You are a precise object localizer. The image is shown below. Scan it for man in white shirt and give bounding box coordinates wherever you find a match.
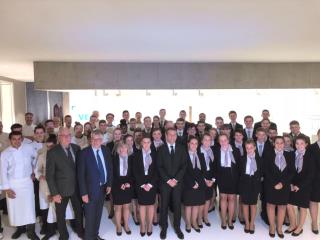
[0,131,39,239]
[11,123,33,145]
[22,112,36,140]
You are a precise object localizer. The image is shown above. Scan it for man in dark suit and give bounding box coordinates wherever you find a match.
[78,130,113,240]
[254,127,274,225]
[46,128,84,240]
[198,113,212,131]
[175,118,188,146]
[157,128,187,240]
[288,120,311,147]
[253,109,277,135]
[228,110,243,138]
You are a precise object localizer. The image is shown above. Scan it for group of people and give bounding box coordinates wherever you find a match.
[0,108,319,240]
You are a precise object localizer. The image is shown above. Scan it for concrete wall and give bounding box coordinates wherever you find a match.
[34,62,320,90]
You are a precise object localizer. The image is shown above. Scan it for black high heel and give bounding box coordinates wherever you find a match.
[228,224,234,230]
[276,230,284,239]
[269,232,275,238]
[292,229,303,237]
[191,225,201,233]
[147,231,152,236]
[221,224,227,230]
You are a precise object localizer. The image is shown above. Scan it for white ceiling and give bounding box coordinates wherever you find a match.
[1,0,320,81]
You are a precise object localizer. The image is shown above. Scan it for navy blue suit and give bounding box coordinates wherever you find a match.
[77,145,113,240]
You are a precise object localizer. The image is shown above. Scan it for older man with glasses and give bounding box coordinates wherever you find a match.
[46,127,84,240]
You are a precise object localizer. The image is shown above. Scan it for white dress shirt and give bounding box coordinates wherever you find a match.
[220,149,231,167]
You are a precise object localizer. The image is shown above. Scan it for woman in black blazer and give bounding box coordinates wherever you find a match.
[310,129,320,235]
[213,133,240,230]
[183,136,206,233]
[238,139,262,234]
[264,136,295,238]
[198,133,215,227]
[133,135,158,236]
[286,136,314,236]
[111,142,134,236]
[232,129,246,224]
[150,128,164,225]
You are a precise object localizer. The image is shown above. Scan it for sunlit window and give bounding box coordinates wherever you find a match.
[69,89,320,142]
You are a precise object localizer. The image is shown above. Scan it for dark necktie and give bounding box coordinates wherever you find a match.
[96,149,106,184]
[66,147,74,163]
[170,145,174,160]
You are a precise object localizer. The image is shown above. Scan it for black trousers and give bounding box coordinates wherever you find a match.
[159,183,182,230]
[55,193,83,240]
[84,186,106,240]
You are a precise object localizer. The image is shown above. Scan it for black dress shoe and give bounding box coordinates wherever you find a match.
[221,225,227,230]
[96,236,105,240]
[160,229,167,239]
[312,229,319,234]
[147,231,152,236]
[285,228,296,234]
[108,213,114,219]
[12,227,26,239]
[174,228,184,239]
[140,232,146,237]
[292,229,303,237]
[40,226,47,235]
[27,232,40,240]
[41,232,56,240]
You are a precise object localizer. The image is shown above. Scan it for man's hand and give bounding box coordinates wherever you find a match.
[193,182,199,189]
[31,173,36,181]
[167,179,175,188]
[5,189,16,199]
[274,182,283,190]
[293,185,299,192]
[144,184,151,192]
[106,187,111,195]
[82,195,89,204]
[52,194,62,203]
[125,183,130,188]
[120,184,126,190]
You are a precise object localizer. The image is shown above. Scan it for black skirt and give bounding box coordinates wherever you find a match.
[216,167,238,194]
[183,187,206,206]
[289,189,311,208]
[112,187,133,205]
[310,178,320,202]
[136,186,157,205]
[264,184,290,205]
[239,176,261,205]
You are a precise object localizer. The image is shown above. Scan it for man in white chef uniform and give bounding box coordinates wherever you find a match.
[0,131,39,240]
